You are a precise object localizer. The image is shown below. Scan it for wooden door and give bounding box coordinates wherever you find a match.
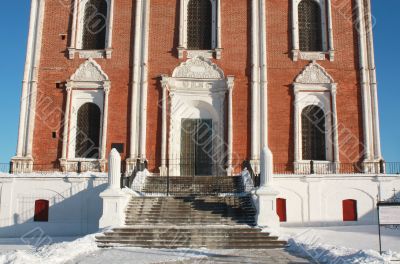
[180,119,213,176]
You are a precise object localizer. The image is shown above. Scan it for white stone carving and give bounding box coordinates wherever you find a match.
[71,58,109,82]
[295,61,334,84]
[172,57,224,79]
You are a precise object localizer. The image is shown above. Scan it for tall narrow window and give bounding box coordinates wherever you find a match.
[342,199,358,221]
[82,0,108,50]
[187,0,212,50]
[75,103,101,159]
[298,0,323,52]
[34,200,49,222]
[302,105,326,160]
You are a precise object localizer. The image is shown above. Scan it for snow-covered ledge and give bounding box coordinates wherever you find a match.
[99,149,130,228]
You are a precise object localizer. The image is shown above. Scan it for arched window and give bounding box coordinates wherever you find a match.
[75,103,101,158]
[298,0,323,52]
[342,199,358,221]
[187,0,212,50]
[302,105,326,160]
[82,0,108,50]
[34,200,49,222]
[276,198,287,222]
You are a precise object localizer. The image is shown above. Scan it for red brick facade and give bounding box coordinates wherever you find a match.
[24,0,368,172]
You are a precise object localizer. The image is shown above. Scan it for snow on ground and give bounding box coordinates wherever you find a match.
[0,233,210,264]
[279,225,400,263]
[0,225,399,263]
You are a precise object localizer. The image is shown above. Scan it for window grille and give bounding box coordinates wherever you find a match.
[298,0,323,52]
[187,0,212,50]
[301,105,326,160]
[82,0,107,50]
[75,103,101,159]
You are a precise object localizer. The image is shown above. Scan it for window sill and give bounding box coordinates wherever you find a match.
[68,48,113,60]
[178,47,222,60]
[59,158,106,172]
[292,50,334,62]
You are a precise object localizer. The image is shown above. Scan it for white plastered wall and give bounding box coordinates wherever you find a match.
[0,175,108,237]
[274,175,400,227]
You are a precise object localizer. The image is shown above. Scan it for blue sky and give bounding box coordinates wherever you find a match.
[0,1,399,163]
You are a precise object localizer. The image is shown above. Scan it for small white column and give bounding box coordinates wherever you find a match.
[61,85,72,164]
[100,83,110,171]
[215,0,222,59]
[292,0,299,61]
[159,76,168,176]
[326,0,335,61]
[105,0,115,58]
[99,149,130,228]
[226,76,234,175]
[250,0,260,172]
[138,0,151,162]
[177,0,185,58]
[293,89,300,163]
[331,86,340,168]
[256,147,280,229]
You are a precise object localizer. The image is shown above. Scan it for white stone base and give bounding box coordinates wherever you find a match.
[99,188,130,229]
[256,186,280,229]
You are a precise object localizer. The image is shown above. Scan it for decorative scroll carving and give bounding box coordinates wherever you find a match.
[71,58,109,81]
[295,61,334,84]
[172,56,224,79]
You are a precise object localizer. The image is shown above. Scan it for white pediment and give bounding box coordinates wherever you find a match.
[295,61,334,84]
[172,56,224,79]
[71,58,109,82]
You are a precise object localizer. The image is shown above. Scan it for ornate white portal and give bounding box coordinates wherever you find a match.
[161,57,234,176]
[293,61,339,173]
[60,59,111,172]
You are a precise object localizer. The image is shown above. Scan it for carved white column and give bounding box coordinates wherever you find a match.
[139,0,151,161]
[365,0,382,161]
[251,0,260,167]
[17,0,38,158]
[108,149,121,189]
[226,76,235,175]
[292,0,299,61]
[331,85,340,166]
[105,0,115,58]
[160,76,168,176]
[101,83,111,162]
[127,0,143,163]
[256,147,280,228]
[68,0,79,58]
[99,149,129,229]
[355,0,373,162]
[215,0,222,59]
[178,0,185,58]
[26,0,46,158]
[61,85,73,161]
[326,0,335,61]
[293,88,300,163]
[255,0,280,229]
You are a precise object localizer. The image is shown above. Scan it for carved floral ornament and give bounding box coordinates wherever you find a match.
[295,61,334,84]
[70,58,109,82]
[172,56,225,79]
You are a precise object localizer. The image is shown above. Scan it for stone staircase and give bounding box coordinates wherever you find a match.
[141,175,244,195]
[96,176,286,249]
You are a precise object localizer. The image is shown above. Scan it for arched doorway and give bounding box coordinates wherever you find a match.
[75,103,101,159]
[160,57,235,176]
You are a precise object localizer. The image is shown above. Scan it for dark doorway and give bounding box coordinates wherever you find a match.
[75,103,101,158]
[181,119,213,176]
